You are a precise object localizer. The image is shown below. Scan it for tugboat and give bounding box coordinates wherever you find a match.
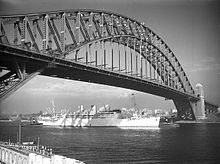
[29,117,43,125]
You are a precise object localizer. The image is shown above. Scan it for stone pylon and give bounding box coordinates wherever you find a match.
[193,83,206,120]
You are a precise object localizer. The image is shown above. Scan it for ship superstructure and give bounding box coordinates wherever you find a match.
[62,105,160,127]
[37,96,160,128]
[37,104,160,127]
[37,99,68,126]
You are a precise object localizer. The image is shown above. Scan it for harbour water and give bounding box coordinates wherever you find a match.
[0,122,219,164]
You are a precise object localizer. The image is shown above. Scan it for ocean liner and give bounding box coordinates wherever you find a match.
[38,105,160,128]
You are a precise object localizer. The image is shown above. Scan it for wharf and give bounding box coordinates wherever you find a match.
[0,141,85,164]
[175,120,220,124]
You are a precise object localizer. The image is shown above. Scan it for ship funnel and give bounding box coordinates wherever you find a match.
[80,105,84,112]
[91,105,97,114]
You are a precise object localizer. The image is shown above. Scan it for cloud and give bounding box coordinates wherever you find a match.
[22,77,133,98]
[1,0,24,5]
[187,57,220,73]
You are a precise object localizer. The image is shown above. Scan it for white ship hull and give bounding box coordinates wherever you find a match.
[37,111,160,127]
[38,120,64,126]
[37,114,67,126]
[62,116,160,127]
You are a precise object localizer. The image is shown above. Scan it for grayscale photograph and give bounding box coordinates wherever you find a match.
[0,0,220,163]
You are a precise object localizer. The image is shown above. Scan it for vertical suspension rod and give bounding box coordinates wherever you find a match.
[104,40,106,69]
[125,42,127,73]
[118,40,120,71]
[111,39,114,71]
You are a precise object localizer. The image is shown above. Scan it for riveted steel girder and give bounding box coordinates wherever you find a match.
[0,9,218,112]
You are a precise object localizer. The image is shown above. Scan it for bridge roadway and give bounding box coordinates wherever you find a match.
[0,43,198,101]
[0,43,218,114]
[0,9,219,120]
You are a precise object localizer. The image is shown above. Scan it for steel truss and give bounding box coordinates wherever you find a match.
[0,9,218,119]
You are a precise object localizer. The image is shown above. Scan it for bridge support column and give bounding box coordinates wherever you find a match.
[0,68,43,102]
[173,83,206,121]
[173,99,196,120]
[194,83,206,119]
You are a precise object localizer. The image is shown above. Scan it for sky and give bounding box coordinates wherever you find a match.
[0,0,220,114]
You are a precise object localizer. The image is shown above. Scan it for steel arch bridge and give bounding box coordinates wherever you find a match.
[0,9,218,120]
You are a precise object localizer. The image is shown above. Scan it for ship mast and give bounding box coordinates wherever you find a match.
[52,98,55,114]
[131,93,137,110]
[18,124,21,145]
[131,93,141,115]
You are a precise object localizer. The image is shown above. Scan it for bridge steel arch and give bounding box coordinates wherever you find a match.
[0,9,218,120]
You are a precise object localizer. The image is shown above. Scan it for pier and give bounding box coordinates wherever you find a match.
[0,142,85,164]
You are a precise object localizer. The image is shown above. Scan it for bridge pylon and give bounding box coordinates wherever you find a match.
[193,83,206,120]
[174,83,210,121]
